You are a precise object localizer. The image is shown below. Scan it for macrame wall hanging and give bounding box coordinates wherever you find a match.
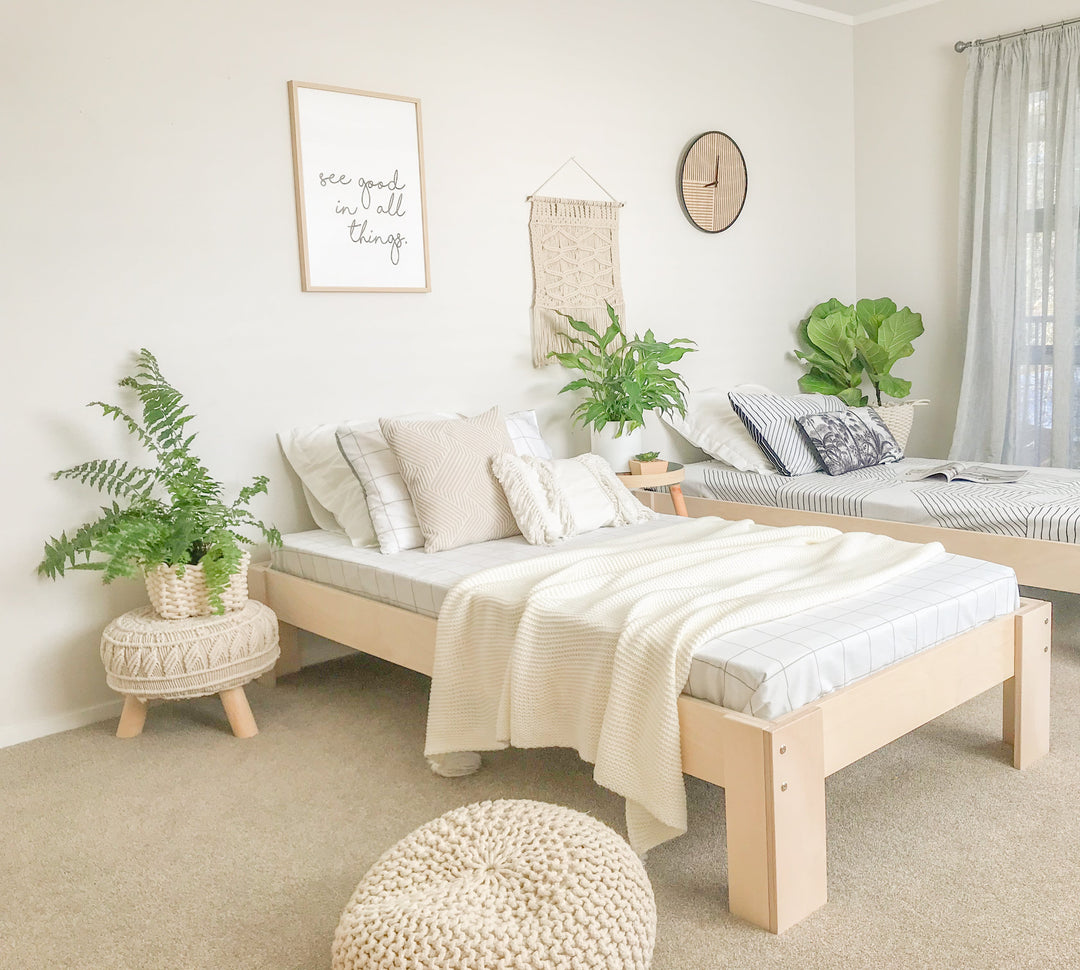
[528,159,625,367]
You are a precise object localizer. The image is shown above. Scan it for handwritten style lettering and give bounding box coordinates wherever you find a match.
[316,168,410,267]
[347,220,405,265]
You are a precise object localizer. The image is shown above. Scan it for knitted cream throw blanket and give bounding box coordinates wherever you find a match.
[425,517,944,853]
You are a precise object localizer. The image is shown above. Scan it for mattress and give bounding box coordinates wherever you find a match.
[272,518,1019,720]
[681,458,1080,542]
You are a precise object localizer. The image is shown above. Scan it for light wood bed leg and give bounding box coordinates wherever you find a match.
[271,620,302,681]
[1007,601,1051,769]
[722,707,827,933]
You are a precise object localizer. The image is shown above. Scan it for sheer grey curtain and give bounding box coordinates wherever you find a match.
[950,25,1080,467]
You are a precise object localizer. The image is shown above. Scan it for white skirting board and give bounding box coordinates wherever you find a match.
[0,629,340,750]
[0,698,124,750]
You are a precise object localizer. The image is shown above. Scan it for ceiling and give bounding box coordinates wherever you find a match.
[748,0,946,25]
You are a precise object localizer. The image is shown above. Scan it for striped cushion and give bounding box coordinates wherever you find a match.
[727,392,845,476]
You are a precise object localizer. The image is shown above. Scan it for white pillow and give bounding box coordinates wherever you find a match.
[491,453,656,546]
[505,409,553,459]
[300,483,344,535]
[278,426,377,547]
[661,384,776,474]
[337,410,554,555]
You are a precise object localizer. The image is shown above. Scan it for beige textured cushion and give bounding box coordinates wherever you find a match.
[380,407,519,553]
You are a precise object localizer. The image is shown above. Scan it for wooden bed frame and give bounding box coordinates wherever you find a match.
[644,489,1080,594]
[248,560,1051,934]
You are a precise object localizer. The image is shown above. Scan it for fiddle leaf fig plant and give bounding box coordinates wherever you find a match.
[794,299,865,406]
[37,349,281,613]
[548,302,697,436]
[795,297,924,406]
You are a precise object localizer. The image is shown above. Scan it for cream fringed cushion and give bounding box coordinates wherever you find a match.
[332,799,656,970]
[492,452,657,545]
[380,407,519,553]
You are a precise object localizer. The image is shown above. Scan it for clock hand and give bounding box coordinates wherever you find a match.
[704,156,720,187]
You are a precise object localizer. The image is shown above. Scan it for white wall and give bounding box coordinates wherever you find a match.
[2,0,856,744]
[853,0,1080,458]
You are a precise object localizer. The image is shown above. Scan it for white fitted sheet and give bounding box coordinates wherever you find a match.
[272,518,1019,719]
[681,458,1080,542]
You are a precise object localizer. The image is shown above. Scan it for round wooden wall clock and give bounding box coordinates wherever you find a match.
[678,131,747,233]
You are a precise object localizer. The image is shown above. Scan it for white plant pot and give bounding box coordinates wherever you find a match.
[590,424,644,473]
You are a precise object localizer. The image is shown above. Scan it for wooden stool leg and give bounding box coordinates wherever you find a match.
[219,686,258,738]
[669,484,689,517]
[116,696,148,738]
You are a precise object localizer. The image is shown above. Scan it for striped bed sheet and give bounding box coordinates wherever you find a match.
[681,458,1080,543]
[272,518,1018,720]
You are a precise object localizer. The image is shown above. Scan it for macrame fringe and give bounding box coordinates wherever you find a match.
[532,303,626,367]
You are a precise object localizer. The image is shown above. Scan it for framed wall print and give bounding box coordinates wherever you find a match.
[288,81,430,292]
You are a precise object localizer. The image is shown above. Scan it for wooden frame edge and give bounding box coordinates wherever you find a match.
[286,80,431,293]
[247,560,1050,933]
[644,491,1080,594]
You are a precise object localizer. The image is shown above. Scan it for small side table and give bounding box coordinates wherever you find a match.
[100,600,280,739]
[617,461,688,516]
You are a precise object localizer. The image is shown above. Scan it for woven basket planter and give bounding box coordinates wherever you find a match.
[872,399,930,451]
[144,552,250,620]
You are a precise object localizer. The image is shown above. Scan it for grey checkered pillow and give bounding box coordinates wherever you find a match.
[336,419,433,554]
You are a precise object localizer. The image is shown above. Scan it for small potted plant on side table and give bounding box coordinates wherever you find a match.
[628,451,668,476]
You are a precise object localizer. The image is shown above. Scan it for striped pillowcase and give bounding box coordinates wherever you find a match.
[727,392,845,476]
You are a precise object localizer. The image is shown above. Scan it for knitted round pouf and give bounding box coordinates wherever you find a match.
[332,799,656,970]
[100,600,279,739]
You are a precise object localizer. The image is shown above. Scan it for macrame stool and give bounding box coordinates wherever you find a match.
[100,600,280,738]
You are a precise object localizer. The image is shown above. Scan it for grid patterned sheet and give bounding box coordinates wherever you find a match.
[273,519,1019,719]
[682,458,1080,542]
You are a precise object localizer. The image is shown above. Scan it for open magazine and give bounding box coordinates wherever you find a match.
[897,462,1027,484]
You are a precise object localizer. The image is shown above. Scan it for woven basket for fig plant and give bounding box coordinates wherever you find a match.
[871,400,930,451]
[144,552,250,620]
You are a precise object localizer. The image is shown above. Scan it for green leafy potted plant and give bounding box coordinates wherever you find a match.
[548,303,696,470]
[628,451,668,475]
[37,349,281,618]
[793,297,926,446]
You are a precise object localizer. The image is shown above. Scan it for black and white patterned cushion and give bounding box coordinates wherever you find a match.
[727,392,846,476]
[795,408,903,476]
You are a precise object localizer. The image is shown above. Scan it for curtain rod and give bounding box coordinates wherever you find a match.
[955,16,1080,53]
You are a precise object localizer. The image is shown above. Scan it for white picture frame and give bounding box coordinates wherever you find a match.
[288,81,430,292]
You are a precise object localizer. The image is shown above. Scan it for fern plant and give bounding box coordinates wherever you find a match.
[37,349,281,613]
[548,303,697,436]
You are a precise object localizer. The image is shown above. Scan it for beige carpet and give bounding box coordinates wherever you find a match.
[2,588,1078,970]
